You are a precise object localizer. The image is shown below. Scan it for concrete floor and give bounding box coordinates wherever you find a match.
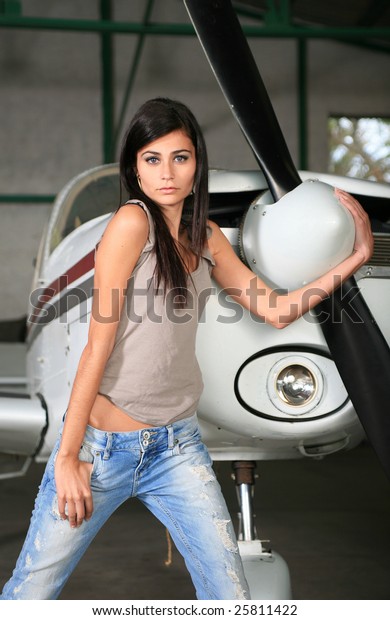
[0,442,389,600]
[0,343,389,600]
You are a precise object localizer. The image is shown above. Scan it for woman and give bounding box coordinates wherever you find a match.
[1,98,373,600]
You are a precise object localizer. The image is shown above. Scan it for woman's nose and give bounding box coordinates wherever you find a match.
[161,162,174,179]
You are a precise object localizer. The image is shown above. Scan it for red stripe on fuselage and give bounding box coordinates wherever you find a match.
[29,249,95,324]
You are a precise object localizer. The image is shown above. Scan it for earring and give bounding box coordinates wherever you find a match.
[137,174,143,191]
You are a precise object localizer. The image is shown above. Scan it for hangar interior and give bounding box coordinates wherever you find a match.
[1,0,390,319]
[0,0,390,601]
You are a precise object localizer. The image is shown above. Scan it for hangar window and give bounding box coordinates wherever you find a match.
[328,116,390,183]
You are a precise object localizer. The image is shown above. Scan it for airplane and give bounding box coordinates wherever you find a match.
[1,0,390,599]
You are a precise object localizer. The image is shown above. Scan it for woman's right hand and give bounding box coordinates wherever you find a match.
[54,453,93,528]
[334,188,374,265]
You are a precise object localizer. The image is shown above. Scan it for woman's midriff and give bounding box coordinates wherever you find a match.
[88,393,153,432]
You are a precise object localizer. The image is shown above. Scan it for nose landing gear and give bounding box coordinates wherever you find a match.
[232,460,292,600]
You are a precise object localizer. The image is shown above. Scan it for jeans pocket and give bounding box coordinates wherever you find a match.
[176,426,209,459]
[79,442,100,479]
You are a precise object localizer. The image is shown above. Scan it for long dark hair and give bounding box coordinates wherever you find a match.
[119,97,209,302]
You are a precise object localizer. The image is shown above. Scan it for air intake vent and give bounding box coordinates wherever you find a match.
[370,233,390,267]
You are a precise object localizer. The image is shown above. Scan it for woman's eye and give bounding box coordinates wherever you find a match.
[175,155,188,163]
[145,156,159,164]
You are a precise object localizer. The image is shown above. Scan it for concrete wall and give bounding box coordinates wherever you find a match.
[1,0,389,320]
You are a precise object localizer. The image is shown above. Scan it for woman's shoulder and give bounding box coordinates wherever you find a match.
[123,199,156,243]
[96,202,149,253]
[205,219,225,248]
[204,219,223,266]
[206,219,220,235]
[93,204,150,281]
[110,202,149,237]
[205,219,239,267]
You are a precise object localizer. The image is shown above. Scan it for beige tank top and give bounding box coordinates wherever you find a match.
[99,200,215,426]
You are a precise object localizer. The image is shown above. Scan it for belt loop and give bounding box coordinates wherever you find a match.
[167,425,174,450]
[167,424,180,455]
[103,432,113,460]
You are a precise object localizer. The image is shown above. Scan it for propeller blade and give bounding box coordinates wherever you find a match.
[184,0,300,200]
[184,0,390,480]
[317,279,390,478]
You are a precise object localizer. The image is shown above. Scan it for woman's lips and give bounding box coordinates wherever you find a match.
[159,187,178,193]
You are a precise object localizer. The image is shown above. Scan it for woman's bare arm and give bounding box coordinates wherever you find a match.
[55,204,149,527]
[209,189,374,329]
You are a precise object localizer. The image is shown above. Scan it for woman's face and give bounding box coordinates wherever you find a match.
[135,129,196,211]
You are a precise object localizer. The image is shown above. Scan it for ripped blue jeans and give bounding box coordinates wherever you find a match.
[1,414,250,600]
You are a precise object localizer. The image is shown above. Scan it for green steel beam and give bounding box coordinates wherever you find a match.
[297,38,308,170]
[113,0,155,155]
[232,3,263,21]
[1,6,389,207]
[0,195,55,203]
[100,0,115,163]
[241,24,390,40]
[233,4,390,54]
[0,16,194,34]
[0,15,389,39]
[264,0,290,27]
[0,0,21,14]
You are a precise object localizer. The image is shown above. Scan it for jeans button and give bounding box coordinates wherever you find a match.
[143,431,150,440]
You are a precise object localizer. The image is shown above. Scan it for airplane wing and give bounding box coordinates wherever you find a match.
[0,341,47,479]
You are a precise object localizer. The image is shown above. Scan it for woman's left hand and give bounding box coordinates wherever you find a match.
[335,187,374,265]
